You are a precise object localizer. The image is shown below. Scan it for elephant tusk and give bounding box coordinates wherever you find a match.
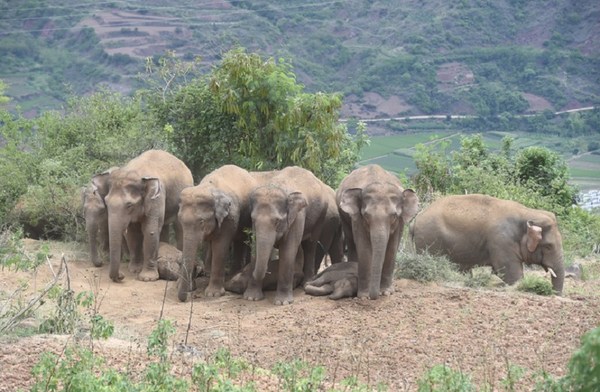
[548,267,557,278]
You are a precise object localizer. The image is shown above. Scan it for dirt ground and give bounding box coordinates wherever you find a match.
[1,240,599,391]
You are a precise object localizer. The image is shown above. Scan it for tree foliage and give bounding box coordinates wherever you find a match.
[150,48,367,185]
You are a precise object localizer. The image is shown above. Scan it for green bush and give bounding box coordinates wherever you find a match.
[516,275,554,296]
[463,267,495,288]
[396,251,462,283]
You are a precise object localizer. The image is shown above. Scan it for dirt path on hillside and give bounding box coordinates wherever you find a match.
[1,240,599,391]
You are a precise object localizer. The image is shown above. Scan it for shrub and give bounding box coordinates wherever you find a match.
[463,267,495,288]
[396,251,462,283]
[516,275,554,296]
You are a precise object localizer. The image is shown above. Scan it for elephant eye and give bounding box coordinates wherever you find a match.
[125,202,134,209]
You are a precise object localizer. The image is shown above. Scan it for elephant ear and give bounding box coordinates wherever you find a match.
[213,191,232,228]
[400,189,419,222]
[339,188,362,216]
[91,172,111,198]
[526,220,543,252]
[143,177,162,200]
[286,191,307,227]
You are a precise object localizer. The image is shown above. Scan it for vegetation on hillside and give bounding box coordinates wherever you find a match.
[0,49,365,240]
[0,0,598,122]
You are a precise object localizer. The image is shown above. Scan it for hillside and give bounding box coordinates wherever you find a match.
[1,0,599,120]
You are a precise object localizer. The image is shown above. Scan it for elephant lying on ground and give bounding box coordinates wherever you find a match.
[224,258,304,294]
[305,262,358,300]
[337,164,419,300]
[92,150,193,283]
[410,194,565,294]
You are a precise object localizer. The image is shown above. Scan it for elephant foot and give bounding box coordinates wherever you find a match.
[357,290,370,300]
[205,284,225,298]
[138,268,160,282]
[128,262,143,275]
[243,285,265,301]
[110,271,125,282]
[380,287,394,296]
[274,290,294,306]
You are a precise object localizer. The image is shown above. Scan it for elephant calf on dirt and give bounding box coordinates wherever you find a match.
[304,262,358,300]
[410,194,565,294]
[224,258,304,294]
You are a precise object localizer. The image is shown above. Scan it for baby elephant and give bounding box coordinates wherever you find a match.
[225,258,304,294]
[304,262,358,300]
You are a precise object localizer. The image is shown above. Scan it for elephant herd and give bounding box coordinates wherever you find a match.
[83,149,565,305]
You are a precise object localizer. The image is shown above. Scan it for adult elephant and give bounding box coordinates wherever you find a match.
[337,164,419,300]
[410,194,565,294]
[92,150,193,283]
[177,165,258,302]
[245,166,329,305]
[314,184,344,272]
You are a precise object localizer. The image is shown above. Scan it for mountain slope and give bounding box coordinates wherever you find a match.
[0,0,598,118]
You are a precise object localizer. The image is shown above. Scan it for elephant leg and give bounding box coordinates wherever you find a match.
[175,220,184,251]
[126,223,144,274]
[205,237,232,297]
[380,227,402,296]
[342,222,358,263]
[275,241,302,305]
[138,220,161,282]
[494,259,524,285]
[302,240,318,283]
[305,283,334,296]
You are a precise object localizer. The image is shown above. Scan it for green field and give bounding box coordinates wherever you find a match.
[359,131,600,191]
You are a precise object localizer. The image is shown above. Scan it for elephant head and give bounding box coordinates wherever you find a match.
[523,217,565,294]
[340,183,419,299]
[177,186,234,301]
[92,169,164,282]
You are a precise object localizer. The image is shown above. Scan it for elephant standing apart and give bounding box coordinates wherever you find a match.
[337,164,419,300]
[410,194,565,294]
[305,262,358,300]
[177,165,257,301]
[82,167,120,267]
[92,150,193,283]
[245,166,330,305]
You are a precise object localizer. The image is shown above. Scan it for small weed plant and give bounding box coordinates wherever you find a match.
[516,275,554,296]
[417,364,476,392]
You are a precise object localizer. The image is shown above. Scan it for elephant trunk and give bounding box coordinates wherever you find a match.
[86,219,101,267]
[108,213,128,282]
[178,232,201,302]
[253,228,277,283]
[550,262,565,295]
[369,225,390,300]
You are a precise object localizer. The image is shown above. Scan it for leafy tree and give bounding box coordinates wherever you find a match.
[150,48,367,185]
[514,146,577,209]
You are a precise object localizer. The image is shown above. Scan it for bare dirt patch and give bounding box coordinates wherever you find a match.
[1,240,599,391]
